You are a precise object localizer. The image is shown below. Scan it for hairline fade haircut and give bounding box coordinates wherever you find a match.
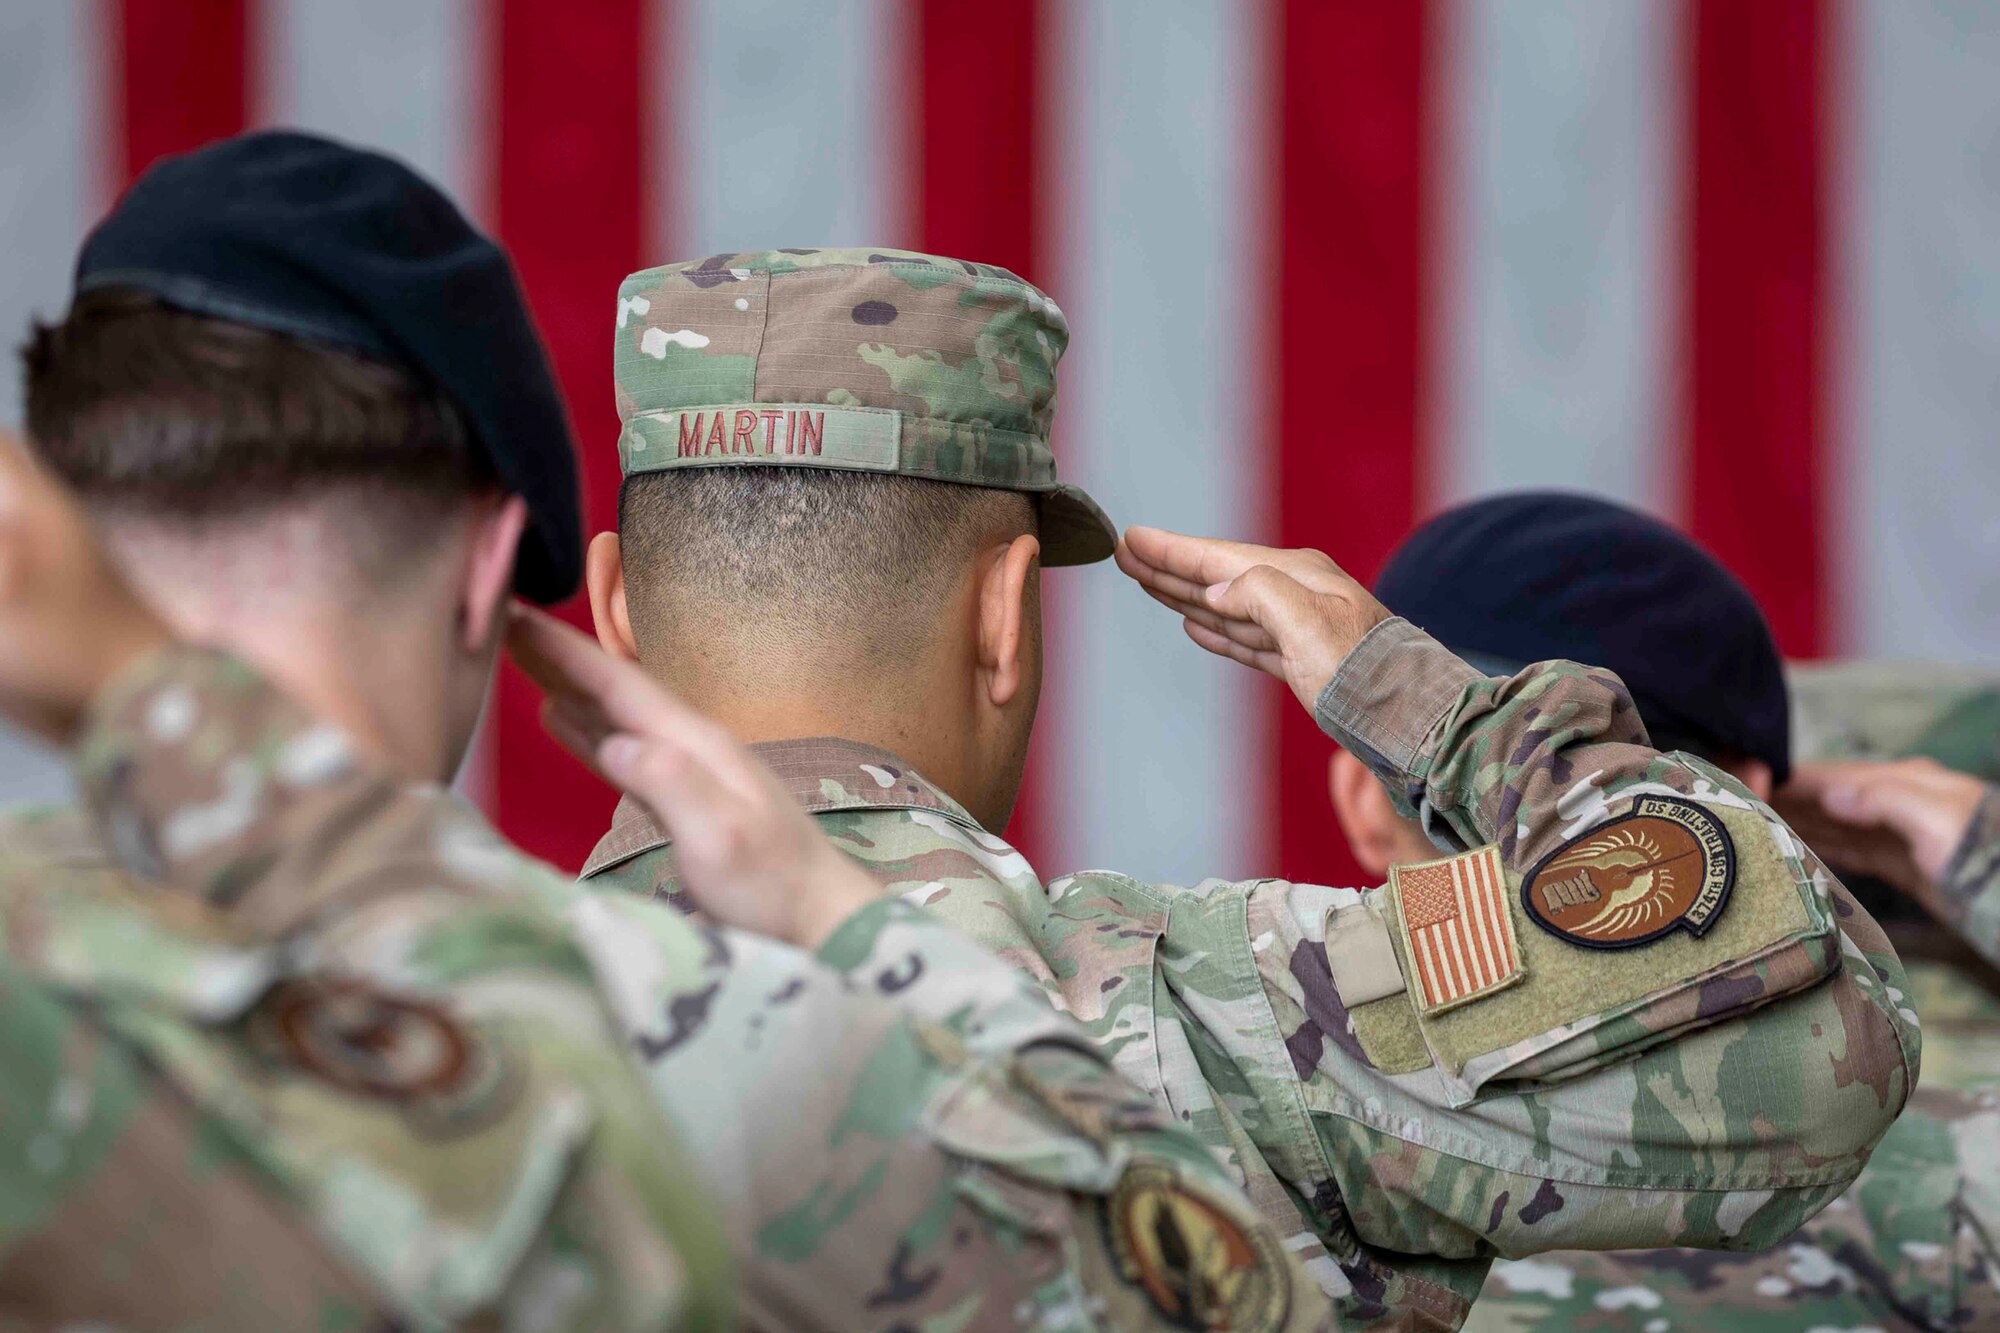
[618,467,1038,663]
[20,288,495,584]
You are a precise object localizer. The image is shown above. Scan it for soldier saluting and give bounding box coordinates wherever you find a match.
[585,248,1918,1330]
[0,136,1346,1332]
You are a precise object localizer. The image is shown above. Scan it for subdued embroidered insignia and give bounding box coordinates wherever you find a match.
[1098,1162,1291,1332]
[1521,794,1736,950]
[1390,844,1524,1015]
[250,978,517,1134]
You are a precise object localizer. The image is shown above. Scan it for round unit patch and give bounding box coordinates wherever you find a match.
[255,978,474,1099]
[1521,794,1736,950]
[1099,1162,1290,1331]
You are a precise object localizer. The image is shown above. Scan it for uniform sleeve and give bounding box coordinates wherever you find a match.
[1048,619,1916,1266]
[1315,617,1914,1100]
[75,645,1341,1333]
[1937,783,2000,968]
[68,647,735,1331]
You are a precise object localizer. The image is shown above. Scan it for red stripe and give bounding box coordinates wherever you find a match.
[1681,0,1832,657]
[906,0,1054,863]
[489,0,649,870]
[1441,921,1469,998]
[1269,0,1439,885]
[907,0,1040,279]
[112,0,253,187]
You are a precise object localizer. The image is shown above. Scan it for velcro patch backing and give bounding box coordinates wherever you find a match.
[1323,898,1407,1008]
[1409,800,1829,1101]
[1389,845,1525,1016]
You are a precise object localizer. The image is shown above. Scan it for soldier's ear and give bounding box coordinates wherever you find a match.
[585,532,641,662]
[977,533,1041,708]
[459,495,528,653]
[1329,747,1415,879]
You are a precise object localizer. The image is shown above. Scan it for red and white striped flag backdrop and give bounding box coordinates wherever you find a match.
[4,0,1998,891]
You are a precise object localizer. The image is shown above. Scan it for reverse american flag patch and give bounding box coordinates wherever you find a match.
[1389,845,1524,1016]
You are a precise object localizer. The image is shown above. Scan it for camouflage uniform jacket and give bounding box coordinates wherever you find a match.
[1940,783,2000,970]
[2,647,1340,1333]
[0,653,735,1332]
[585,618,1921,1331]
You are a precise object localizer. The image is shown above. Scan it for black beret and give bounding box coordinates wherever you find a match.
[1375,491,1791,784]
[73,130,580,602]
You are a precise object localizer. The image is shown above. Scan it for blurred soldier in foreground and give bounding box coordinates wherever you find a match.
[586,249,1918,1328]
[1321,493,1994,1333]
[0,435,736,1330]
[1,132,1342,1330]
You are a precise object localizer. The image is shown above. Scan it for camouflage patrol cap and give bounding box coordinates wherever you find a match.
[612,247,1115,565]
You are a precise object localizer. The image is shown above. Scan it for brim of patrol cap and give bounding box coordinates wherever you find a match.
[1038,482,1116,566]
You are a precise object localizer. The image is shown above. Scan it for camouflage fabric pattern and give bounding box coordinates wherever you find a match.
[585,621,1918,1332]
[613,247,1115,564]
[0,952,407,1331]
[17,646,1340,1332]
[1789,660,2000,781]
[2,651,732,1331]
[1942,786,2000,971]
[1460,1080,2000,1333]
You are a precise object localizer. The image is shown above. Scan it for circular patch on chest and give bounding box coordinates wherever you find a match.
[257,978,474,1099]
[1099,1162,1291,1331]
[1521,794,1737,949]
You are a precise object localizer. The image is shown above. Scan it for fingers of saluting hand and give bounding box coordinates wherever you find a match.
[1115,540,1218,608]
[1790,760,1950,825]
[1139,585,1281,652]
[1183,619,1284,676]
[1121,525,1278,587]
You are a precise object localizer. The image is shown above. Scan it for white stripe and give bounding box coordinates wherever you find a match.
[666,0,902,259]
[1837,0,2000,664]
[263,0,484,216]
[0,0,100,806]
[1418,928,1453,1006]
[1043,0,1265,881]
[1439,912,1473,997]
[1433,0,1678,516]
[1458,857,1499,984]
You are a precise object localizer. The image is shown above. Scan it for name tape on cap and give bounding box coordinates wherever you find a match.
[623,404,901,474]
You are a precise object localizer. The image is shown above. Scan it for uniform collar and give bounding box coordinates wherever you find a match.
[580,736,983,878]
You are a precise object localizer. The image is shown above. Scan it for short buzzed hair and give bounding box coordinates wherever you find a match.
[619,468,1036,659]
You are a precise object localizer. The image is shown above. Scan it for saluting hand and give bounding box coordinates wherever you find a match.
[1776,758,1988,913]
[506,605,881,949]
[1114,525,1390,712]
[0,432,170,745]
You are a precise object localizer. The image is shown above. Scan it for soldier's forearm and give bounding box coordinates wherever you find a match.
[1315,617,1689,865]
[1938,783,2000,968]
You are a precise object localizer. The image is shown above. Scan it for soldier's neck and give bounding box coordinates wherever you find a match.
[672,688,1011,831]
[105,528,458,784]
